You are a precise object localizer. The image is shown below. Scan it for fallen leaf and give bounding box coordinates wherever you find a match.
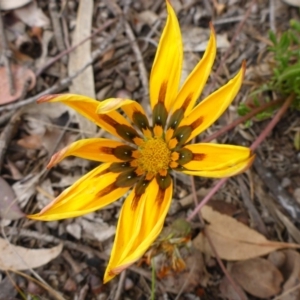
[0,64,35,105]
[193,205,300,260]
[0,0,31,10]
[68,0,96,136]
[282,0,300,7]
[13,1,50,28]
[17,134,43,149]
[278,250,300,300]
[219,276,247,300]
[230,258,283,298]
[0,177,24,220]
[0,238,62,270]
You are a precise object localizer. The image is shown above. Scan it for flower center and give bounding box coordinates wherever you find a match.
[137,137,171,174]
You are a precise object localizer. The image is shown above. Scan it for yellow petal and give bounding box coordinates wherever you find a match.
[149,0,183,111]
[182,154,255,178]
[27,163,131,220]
[47,138,135,168]
[171,23,216,115]
[104,178,173,283]
[97,98,151,137]
[37,94,137,141]
[181,143,251,171]
[177,62,246,143]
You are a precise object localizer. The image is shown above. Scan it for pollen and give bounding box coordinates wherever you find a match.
[137,137,171,174]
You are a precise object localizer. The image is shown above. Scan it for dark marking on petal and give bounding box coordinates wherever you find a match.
[94,168,110,178]
[116,124,141,144]
[115,169,140,187]
[96,183,116,197]
[113,145,136,160]
[172,126,192,147]
[177,148,193,165]
[156,172,171,190]
[100,147,114,155]
[167,108,184,130]
[156,188,165,205]
[98,114,118,126]
[109,162,133,173]
[135,178,151,195]
[158,81,168,103]
[190,117,204,130]
[193,153,206,161]
[132,111,150,132]
[153,102,168,128]
[182,93,193,110]
[131,194,142,210]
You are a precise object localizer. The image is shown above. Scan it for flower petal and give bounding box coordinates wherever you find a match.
[171,23,216,116]
[174,62,245,144]
[38,94,138,141]
[149,0,183,111]
[180,143,251,171]
[104,177,173,283]
[47,138,136,168]
[27,163,131,220]
[97,98,151,137]
[181,154,255,178]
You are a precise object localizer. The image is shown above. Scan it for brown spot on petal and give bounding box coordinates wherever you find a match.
[98,114,118,126]
[158,81,167,103]
[156,188,165,205]
[100,147,114,155]
[193,153,206,161]
[182,93,193,110]
[96,183,116,197]
[131,194,141,210]
[190,117,204,130]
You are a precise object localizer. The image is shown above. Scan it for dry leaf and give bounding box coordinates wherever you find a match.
[0,177,24,220]
[0,0,31,10]
[0,238,62,270]
[279,250,300,300]
[14,1,50,28]
[282,0,300,7]
[193,205,300,260]
[0,64,35,105]
[68,0,96,136]
[17,134,43,149]
[219,276,247,300]
[230,258,283,298]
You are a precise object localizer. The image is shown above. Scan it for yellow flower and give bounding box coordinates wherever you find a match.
[28,1,254,283]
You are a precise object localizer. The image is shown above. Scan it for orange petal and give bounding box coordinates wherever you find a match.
[177,62,246,143]
[47,138,135,168]
[181,143,251,171]
[171,23,217,115]
[37,94,137,141]
[181,154,255,178]
[104,177,173,283]
[149,1,183,111]
[27,163,131,220]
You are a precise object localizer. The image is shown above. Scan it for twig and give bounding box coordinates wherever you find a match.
[0,47,106,112]
[207,0,257,95]
[254,156,300,220]
[189,176,245,300]
[0,7,14,95]
[202,98,283,143]
[114,270,126,300]
[35,18,117,76]
[0,109,23,173]
[237,176,268,236]
[187,93,295,222]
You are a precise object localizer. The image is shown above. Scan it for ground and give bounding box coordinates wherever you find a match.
[0,0,300,299]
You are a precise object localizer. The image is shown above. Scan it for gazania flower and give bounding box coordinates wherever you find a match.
[28,1,254,283]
